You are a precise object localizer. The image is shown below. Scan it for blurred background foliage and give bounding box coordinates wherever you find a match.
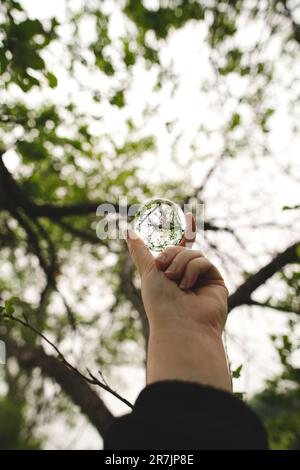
[0,0,300,449]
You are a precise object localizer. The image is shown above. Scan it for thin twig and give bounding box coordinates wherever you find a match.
[3,312,133,409]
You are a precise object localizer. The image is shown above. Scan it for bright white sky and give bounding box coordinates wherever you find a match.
[3,0,300,449]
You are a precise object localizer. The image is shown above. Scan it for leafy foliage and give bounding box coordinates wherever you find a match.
[0,0,58,90]
[252,320,300,449]
[0,397,41,449]
[0,0,300,449]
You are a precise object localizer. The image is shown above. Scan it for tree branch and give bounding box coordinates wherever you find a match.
[247,299,299,315]
[120,252,149,344]
[3,312,133,410]
[228,241,300,312]
[5,339,114,436]
[1,154,243,244]
[55,219,101,243]
[0,153,121,219]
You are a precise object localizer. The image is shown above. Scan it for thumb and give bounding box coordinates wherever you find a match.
[125,228,154,276]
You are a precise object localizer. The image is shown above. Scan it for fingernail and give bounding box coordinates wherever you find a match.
[179,281,187,289]
[126,228,137,240]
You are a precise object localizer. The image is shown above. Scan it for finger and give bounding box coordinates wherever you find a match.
[155,213,197,270]
[155,245,185,270]
[164,249,205,280]
[178,257,213,289]
[155,245,204,272]
[126,228,154,276]
[179,212,196,248]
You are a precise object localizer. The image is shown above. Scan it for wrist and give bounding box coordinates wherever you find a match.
[147,324,232,393]
[145,301,226,339]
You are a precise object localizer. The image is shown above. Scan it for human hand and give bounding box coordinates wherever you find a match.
[126,214,228,338]
[126,213,231,391]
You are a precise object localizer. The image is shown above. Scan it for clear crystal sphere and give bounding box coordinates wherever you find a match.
[133,197,185,252]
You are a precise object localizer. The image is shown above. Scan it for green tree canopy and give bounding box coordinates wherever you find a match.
[0,0,299,448]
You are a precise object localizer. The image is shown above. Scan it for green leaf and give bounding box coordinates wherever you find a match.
[282,335,292,352]
[232,364,243,379]
[4,300,14,315]
[259,108,275,133]
[18,19,44,39]
[219,48,242,75]
[0,49,8,74]
[257,62,265,74]
[27,51,45,70]
[229,112,241,130]
[94,53,115,75]
[10,0,24,11]
[110,89,125,108]
[282,204,300,211]
[123,40,136,67]
[46,72,58,88]
[234,392,245,400]
[17,140,47,161]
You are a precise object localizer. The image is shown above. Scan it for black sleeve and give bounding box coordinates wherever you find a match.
[104,380,268,450]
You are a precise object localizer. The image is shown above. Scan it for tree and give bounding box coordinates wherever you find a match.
[0,0,299,448]
[252,318,300,450]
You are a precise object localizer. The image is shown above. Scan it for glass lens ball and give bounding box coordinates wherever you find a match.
[133,197,185,252]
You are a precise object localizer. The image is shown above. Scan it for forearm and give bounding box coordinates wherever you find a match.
[147,325,232,393]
